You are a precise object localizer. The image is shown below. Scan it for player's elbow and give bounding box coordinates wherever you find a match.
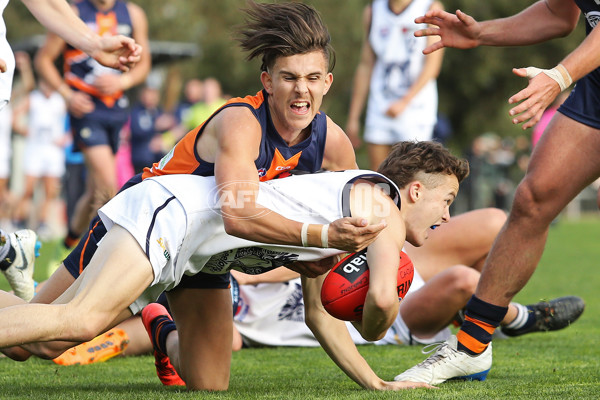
[368,291,398,314]
[222,215,250,238]
[304,301,327,333]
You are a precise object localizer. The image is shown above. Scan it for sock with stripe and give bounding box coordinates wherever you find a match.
[457,295,508,355]
[151,316,177,355]
[504,302,534,331]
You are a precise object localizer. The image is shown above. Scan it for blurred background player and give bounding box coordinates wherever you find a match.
[128,84,175,174]
[346,0,444,170]
[12,53,68,240]
[34,0,151,251]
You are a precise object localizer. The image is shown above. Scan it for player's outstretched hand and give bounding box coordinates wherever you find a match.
[414,9,480,54]
[0,58,6,73]
[328,217,387,253]
[508,67,562,129]
[380,380,436,390]
[91,35,142,72]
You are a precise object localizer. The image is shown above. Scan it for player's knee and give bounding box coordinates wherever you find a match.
[510,179,560,225]
[480,207,507,235]
[447,266,479,299]
[1,348,32,362]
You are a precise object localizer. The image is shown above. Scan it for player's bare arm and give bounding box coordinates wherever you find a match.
[349,183,405,340]
[415,1,579,54]
[209,108,385,252]
[210,107,327,247]
[34,32,95,117]
[21,0,140,71]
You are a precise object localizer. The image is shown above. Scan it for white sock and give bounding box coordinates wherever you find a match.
[505,303,530,330]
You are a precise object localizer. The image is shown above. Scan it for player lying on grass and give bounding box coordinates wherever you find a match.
[229,210,584,350]
[0,140,465,391]
[54,206,584,365]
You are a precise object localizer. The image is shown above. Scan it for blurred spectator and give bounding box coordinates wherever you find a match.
[129,85,176,174]
[182,77,227,131]
[463,132,532,212]
[174,78,203,125]
[432,112,452,144]
[12,76,68,240]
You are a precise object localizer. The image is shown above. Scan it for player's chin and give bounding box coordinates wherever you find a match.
[406,233,426,247]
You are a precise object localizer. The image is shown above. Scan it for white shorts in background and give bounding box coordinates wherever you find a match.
[23,144,65,178]
[363,117,435,145]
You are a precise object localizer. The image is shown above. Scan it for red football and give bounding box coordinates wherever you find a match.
[320,249,414,321]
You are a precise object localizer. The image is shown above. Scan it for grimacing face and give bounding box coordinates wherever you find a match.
[405,173,459,247]
[260,50,333,139]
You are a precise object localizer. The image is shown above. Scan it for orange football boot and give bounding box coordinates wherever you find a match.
[53,328,129,365]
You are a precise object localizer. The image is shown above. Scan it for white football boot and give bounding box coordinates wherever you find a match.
[394,335,492,385]
[1,229,38,301]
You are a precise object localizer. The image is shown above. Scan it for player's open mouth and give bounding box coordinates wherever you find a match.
[291,101,310,114]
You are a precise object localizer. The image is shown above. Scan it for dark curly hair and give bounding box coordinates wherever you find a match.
[378,141,470,189]
[235,0,336,72]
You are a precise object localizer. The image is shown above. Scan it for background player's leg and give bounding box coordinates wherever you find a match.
[404,208,506,282]
[367,143,392,171]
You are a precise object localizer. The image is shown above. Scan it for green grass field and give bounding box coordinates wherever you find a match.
[1,218,599,399]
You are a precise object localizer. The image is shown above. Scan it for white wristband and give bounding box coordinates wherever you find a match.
[301,222,309,247]
[321,224,329,248]
[524,63,572,92]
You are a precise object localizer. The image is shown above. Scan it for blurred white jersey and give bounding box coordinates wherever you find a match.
[23,90,67,177]
[98,170,400,313]
[365,0,437,144]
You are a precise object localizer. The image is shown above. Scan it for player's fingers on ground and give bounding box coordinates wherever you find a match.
[387,381,436,390]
